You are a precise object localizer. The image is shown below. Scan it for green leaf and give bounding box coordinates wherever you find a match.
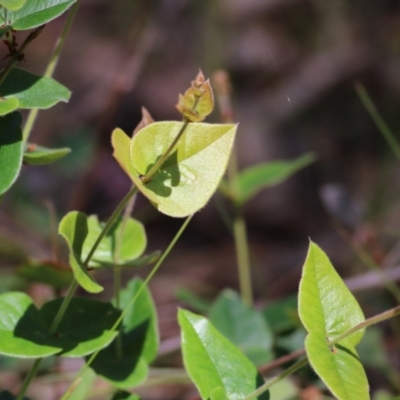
[90,278,158,388]
[209,290,273,365]
[0,0,26,11]
[262,295,299,334]
[112,122,237,217]
[178,309,269,400]
[299,242,365,346]
[235,153,316,204]
[0,68,70,109]
[0,98,19,116]
[306,330,369,400]
[299,242,368,400]
[111,392,141,400]
[0,292,61,358]
[8,0,77,30]
[0,112,23,195]
[81,215,147,268]
[59,211,104,293]
[23,144,71,165]
[16,259,73,289]
[0,26,10,38]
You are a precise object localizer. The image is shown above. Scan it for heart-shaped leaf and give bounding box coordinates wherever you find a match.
[232,153,315,204]
[299,242,368,399]
[178,309,269,400]
[81,215,147,268]
[112,122,237,217]
[0,0,26,11]
[0,68,70,109]
[59,211,104,293]
[209,290,273,365]
[8,0,77,30]
[90,278,158,388]
[0,292,121,358]
[23,144,71,165]
[0,98,19,116]
[41,297,121,357]
[0,112,23,196]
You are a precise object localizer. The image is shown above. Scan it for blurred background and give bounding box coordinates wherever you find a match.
[2,0,400,398]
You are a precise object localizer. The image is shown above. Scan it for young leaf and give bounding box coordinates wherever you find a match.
[235,153,315,204]
[81,215,147,267]
[59,211,104,293]
[178,309,269,400]
[23,144,71,165]
[299,242,368,400]
[209,290,273,365]
[112,122,237,217]
[90,278,158,388]
[0,292,61,358]
[0,68,71,109]
[0,98,19,116]
[41,297,121,357]
[305,330,369,400]
[8,0,77,30]
[0,112,23,196]
[299,242,365,345]
[0,0,26,11]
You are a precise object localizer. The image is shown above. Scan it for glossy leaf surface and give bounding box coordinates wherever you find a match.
[299,242,368,399]
[178,309,269,400]
[23,144,71,165]
[59,211,103,293]
[8,0,77,30]
[306,330,369,400]
[299,242,365,345]
[234,153,315,204]
[209,290,273,365]
[112,122,237,217]
[0,98,19,116]
[90,278,158,388]
[0,112,23,195]
[0,68,70,109]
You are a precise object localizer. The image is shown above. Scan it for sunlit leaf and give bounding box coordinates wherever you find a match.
[0,0,26,11]
[0,112,23,196]
[112,122,237,217]
[178,309,269,400]
[8,0,77,30]
[0,68,70,109]
[0,98,19,116]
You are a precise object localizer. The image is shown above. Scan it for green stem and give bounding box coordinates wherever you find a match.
[22,2,80,143]
[245,357,309,400]
[142,120,189,183]
[113,188,136,359]
[16,186,138,400]
[354,82,400,162]
[60,215,194,400]
[0,24,45,86]
[16,359,42,400]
